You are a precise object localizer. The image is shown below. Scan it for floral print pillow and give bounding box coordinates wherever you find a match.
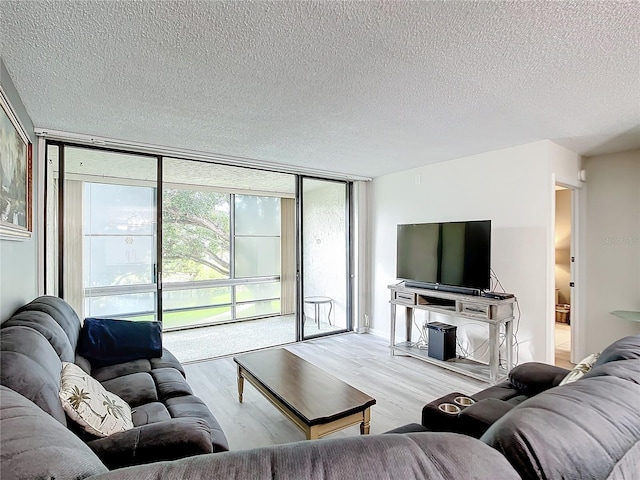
[59,362,134,437]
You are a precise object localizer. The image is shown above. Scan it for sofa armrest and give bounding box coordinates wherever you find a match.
[508,362,570,393]
[87,417,212,468]
[458,398,515,438]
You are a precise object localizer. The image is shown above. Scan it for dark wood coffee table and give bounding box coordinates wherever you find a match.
[233,348,376,440]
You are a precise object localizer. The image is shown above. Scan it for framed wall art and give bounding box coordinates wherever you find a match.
[0,85,32,240]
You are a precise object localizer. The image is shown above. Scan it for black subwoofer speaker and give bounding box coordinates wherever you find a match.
[427,322,457,361]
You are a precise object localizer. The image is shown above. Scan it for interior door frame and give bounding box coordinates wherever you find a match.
[551,178,583,364]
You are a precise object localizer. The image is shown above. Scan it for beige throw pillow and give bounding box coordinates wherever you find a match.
[59,362,134,437]
[559,352,600,386]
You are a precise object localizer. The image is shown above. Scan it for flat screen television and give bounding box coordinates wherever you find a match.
[396,220,491,294]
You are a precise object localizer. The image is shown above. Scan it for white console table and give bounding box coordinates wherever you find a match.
[388,283,516,384]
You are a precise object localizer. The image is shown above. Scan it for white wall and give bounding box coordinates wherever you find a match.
[0,58,38,321]
[303,182,348,328]
[548,141,583,187]
[370,140,581,364]
[583,149,640,353]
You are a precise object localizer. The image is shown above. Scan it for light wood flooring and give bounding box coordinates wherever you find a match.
[184,332,489,451]
[554,322,573,369]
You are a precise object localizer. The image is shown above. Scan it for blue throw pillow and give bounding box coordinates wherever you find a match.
[78,318,162,368]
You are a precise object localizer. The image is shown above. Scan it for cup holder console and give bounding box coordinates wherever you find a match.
[438,403,461,415]
[454,396,475,407]
[423,393,478,432]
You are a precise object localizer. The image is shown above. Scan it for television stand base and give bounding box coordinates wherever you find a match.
[389,283,516,384]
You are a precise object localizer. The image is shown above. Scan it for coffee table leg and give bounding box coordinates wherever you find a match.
[237,365,244,403]
[360,408,371,435]
[308,425,320,440]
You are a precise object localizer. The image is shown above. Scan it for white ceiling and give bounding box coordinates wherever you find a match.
[2,1,639,179]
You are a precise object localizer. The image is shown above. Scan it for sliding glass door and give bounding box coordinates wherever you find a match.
[46,141,353,357]
[46,143,159,320]
[161,158,232,328]
[300,178,351,339]
[161,158,296,334]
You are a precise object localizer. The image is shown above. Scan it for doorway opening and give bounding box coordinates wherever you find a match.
[554,185,573,368]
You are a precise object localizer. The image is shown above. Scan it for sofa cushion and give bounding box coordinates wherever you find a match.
[87,432,520,480]
[151,367,193,400]
[16,295,82,352]
[471,381,521,401]
[166,395,229,452]
[59,362,134,437]
[78,318,163,368]
[150,348,186,377]
[131,402,172,426]
[166,395,216,420]
[0,326,67,425]
[101,372,159,407]
[584,356,640,384]
[0,385,108,480]
[87,417,214,469]
[2,310,76,362]
[75,353,93,374]
[594,334,640,367]
[91,350,185,383]
[92,359,152,382]
[481,362,640,480]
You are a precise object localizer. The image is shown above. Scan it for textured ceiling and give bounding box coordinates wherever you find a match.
[2,1,639,178]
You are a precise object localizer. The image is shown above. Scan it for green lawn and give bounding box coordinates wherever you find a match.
[162,306,231,329]
[120,283,281,329]
[134,298,280,330]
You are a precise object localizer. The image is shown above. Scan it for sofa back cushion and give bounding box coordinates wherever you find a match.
[594,334,640,367]
[0,386,108,480]
[88,432,520,480]
[16,295,82,352]
[0,326,67,425]
[481,358,640,480]
[2,310,76,362]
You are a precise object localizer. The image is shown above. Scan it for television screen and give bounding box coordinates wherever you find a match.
[396,220,491,291]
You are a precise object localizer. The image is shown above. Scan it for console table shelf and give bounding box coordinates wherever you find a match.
[388,284,515,384]
[392,342,509,383]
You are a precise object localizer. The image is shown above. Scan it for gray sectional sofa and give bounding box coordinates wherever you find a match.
[1,385,519,480]
[1,295,639,479]
[0,295,228,469]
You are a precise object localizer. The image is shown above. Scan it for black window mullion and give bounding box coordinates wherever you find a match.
[295,175,303,342]
[57,142,65,299]
[230,193,236,320]
[157,155,163,324]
